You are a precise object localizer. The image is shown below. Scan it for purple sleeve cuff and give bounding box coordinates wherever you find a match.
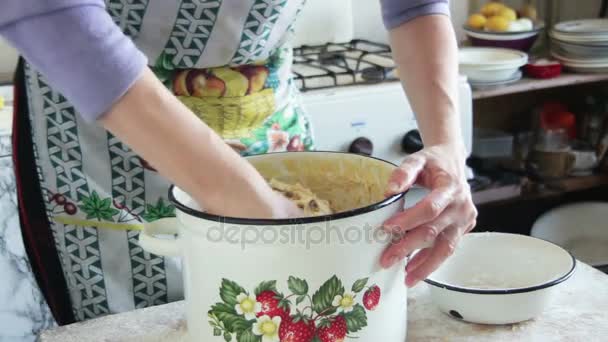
[380,0,450,29]
[1,5,147,122]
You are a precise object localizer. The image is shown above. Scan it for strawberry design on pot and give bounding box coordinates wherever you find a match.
[317,316,347,342]
[332,292,356,313]
[235,293,262,320]
[279,313,316,342]
[253,315,283,342]
[362,286,381,311]
[207,276,381,341]
[257,290,291,320]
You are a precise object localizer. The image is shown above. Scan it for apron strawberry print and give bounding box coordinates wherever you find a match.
[207,275,382,342]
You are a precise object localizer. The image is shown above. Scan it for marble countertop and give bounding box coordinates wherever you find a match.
[40,262,608,342]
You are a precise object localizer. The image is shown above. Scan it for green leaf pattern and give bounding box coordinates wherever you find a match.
[142,198,176,222]
[78,191,119,221]
[311,276,344,316]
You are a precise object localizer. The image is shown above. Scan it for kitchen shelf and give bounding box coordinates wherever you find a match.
[472,73,608,100]
[475,173,608,205]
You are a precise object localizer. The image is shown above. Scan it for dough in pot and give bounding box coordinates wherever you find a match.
[269,179,333,217]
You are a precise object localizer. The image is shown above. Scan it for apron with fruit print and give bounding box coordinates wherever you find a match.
[21,0,312,321]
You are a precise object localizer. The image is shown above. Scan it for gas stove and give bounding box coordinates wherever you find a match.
[292,39,397,91]
[293,39,473,172]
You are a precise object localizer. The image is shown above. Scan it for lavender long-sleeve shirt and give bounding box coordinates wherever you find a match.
[0,0,448,122]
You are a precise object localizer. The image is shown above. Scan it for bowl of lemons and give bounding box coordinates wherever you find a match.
[464,2,544,52]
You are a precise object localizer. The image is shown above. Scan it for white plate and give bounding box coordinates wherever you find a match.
[531,202,608,267]
[551,51,608,64]
[469,71,522,88]
[551,40,608,58]
[464,27,540,41]
[554,19,608,35]
[550,31,608,44]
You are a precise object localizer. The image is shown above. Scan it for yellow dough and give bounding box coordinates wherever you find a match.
[269,179,333,217]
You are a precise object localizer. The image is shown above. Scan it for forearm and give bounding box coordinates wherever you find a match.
[389,15,464,152]
[100,69,290,218]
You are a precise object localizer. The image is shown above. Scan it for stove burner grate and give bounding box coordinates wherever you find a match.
[292,39,398,92]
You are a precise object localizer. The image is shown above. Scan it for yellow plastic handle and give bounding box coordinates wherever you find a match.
[139,217,180,257]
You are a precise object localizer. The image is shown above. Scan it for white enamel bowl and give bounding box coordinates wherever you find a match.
[139,152,408,342]
[531,202,608,269]
[459,47,528,82]
[424,232,576,325]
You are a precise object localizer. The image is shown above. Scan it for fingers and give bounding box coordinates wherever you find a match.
[383,185,456,234]
[385,155,426,196]
[380,208,455,268]
[405,248,433,274]
[405,225,464,288]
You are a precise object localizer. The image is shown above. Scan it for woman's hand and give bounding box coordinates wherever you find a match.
[380,143,477,287]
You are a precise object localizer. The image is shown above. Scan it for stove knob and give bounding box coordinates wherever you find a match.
[349,137,373,156]
[402,130,424,154]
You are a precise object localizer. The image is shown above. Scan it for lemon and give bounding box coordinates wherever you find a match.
[467,14,487,30]
[497,7,517,21]
[481,2,505,17]
[0,96,4,111]
[485,16,510,32]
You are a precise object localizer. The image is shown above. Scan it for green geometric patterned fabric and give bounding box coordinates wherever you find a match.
[36,74,110,320]
[106,0,150,38]
[163,0,223,68]
[232,0,288,65]
[106,133,169,308]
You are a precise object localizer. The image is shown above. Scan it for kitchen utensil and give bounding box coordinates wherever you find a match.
[424,232,575,325]
[139,152,408,342]
[528,149,576,179]
[532,202,608,269]
[459,47,528,82]
[463,24,544,52]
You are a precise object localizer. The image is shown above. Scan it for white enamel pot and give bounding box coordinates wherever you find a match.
[424,233,576,325]
[139,152,407,342]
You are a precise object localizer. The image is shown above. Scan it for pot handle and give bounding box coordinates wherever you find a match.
[139,217,180,257]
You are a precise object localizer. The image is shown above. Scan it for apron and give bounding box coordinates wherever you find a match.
[18,0,312,322]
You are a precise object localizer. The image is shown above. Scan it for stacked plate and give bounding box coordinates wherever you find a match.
[550,19,608,73]
[458,47,528,89]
